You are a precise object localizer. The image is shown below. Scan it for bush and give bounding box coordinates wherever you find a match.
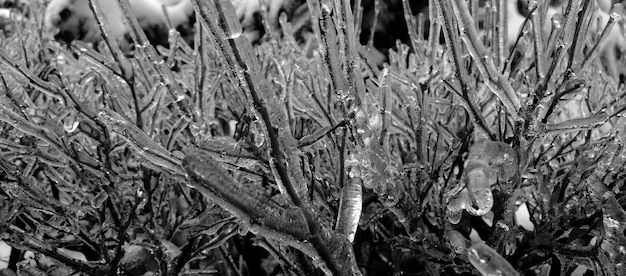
[0,0,624,275]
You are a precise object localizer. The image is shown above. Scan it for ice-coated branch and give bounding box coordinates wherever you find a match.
[332,0,366,105]
[0,50,65,104]
[450,0,521,121]
[89,0,142,130]
[192,0,308,205]
[116,0,193,120]
[528,0,546,81]
[544,111,609,135]
[298,120,347,148]
[541,78,586,124]
[183,151,309,239]
[565,0,594,74]
[196,136,264,163]
[581,4,625,70]
[493,0,506,70]
[87,0,131,80]
[401,0,418,53]
[558,0,581,56]
[0,103,71,163]
[0,156,70,216]
[6,225,106,275]
[97,108,184,175]
[191,1,361,274]
[308,0,348,109]
[435,0,495,139]
[183,151,361,275]
[308,0,365,117]
[528,0,581,114]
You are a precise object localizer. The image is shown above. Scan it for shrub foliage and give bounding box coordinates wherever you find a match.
[0,0,625,275]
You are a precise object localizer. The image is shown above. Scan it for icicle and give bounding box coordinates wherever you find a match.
[464,163,494,216]
[447,189,469,224]
[335,178,363,243]
[600,192,626,267]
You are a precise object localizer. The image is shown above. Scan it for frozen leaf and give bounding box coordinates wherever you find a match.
[468,242,519,276]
